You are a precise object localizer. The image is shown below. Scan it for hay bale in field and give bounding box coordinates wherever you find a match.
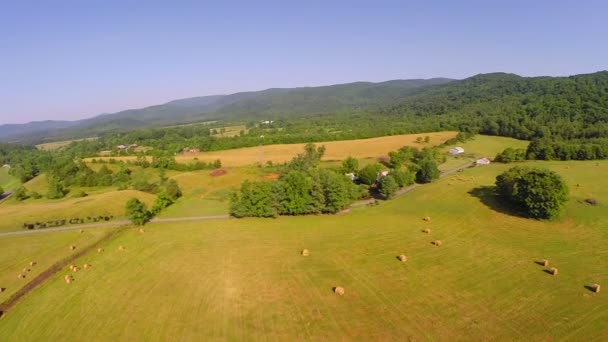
[584,198,598,206]
[22,268,30,273]
[549,267,558,275]
[398,255,407,262]
[139,228,145,234]
[423,216,431,222]
[334,286,345,296]
[64,276,72,284]
[576,183,581,187]
[118,245,125,251]
[17,274,25,279]
[72,266,79,273]
[422,228,431,234]
[591,284,601,293]
[79,229,84,233]
[432,240,443,246]
[83,263,91,269]
[30,261,36,266]
[540,259,549,267]
[69,264,75,270]
[97,248,104,253]
[69,245,76,250]
[0,287,5,293]
[301,249,310,256]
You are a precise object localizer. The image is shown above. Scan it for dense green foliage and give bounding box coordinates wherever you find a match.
[125,198,151,225]
[495,148,527,163]
[415,158,440,183]
[379,175,399,198]
[230,144,361,217]
[495,167,569,219]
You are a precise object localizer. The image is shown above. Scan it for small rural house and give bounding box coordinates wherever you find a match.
[117,144,127,150]
[2,164,10,169]
[183,147,201,154]
[449,147,465,155]
[476,157,491,166]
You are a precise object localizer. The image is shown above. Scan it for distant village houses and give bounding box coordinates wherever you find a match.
[182,147,201,154]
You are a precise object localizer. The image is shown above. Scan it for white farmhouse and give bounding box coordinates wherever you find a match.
[476,157,491,166]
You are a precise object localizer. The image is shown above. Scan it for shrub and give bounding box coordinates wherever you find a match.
[495,148,527,163]
[13,186,29,201]
[72,190,88,198]
[358,163,383,185]
[379,175,399,199]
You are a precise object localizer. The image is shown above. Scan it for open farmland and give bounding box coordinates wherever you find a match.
[1,159,606,340]
[36,137,98,151]
[0,190,155,233]
[87,131,458,167]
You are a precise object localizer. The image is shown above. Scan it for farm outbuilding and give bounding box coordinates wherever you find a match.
[476,157,491,166]
[449,147,465,155]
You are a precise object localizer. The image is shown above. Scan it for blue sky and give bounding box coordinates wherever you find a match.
[1,0,607,124]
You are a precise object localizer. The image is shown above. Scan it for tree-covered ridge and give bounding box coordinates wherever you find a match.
[388,71,608,140]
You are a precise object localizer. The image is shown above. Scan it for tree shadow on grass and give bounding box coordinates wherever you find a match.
[467,186,527,218]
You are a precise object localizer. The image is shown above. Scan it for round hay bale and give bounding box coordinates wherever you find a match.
[423,216,431,222]
[433,240,443,246]
[72,266,79,273]
[550,267,558,275]
[69,245,76,250]
[422,228,431,234]
[30,261,37,266]
[83,263,91,269]
[301,249,310,257]
[541,259,549,267]
[139,228,145,234]
[398,255,407,262]
[17,274,25,279]
[22,268,30,273]
[334,286,345,296]
[69,264,75,270]
[0,287,5,293]
[65,277,72,284]
[79,229,84,233]
[97,248,104,253]
[118,245,125,251]
[592,284,601,293]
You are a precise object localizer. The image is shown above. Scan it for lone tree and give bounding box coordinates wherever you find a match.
[415,158,440,183]
[125,198,151,225]
[341,156,359,174]
[357,163,383,185]
[379,175,399,199]
[495,166,569,219]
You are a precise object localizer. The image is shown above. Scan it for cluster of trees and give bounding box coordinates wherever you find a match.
[495,148,527,163]
[525,138,608,161]
[125,177,183,225]
[495,166,569,219]
[230,144,363,217]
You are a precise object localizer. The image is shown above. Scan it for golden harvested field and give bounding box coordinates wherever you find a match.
[88,131,458,167]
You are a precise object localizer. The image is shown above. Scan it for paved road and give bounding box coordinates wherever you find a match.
[0,162,473,238]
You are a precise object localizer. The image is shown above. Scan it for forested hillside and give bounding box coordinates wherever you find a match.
[0,78,452,143]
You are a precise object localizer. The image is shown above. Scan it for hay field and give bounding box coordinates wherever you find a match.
[36,137,98,151]
[159,167,265,218]
[0,190,155,233]
[0,228,112,301]
[1,160,606,340]
[87,131,458,167]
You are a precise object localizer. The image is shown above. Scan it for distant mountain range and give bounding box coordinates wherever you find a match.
[0,78,453,143]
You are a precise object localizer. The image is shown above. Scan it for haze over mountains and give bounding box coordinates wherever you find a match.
[0,78,453,143]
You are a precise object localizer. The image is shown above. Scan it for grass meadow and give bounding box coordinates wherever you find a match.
[1,160,606,340]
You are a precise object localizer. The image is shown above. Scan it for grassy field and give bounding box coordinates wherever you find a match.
[0,168,20,192]
[1,160,606,340]
[87,131,458,166]
[439,135,529,171]
[0,228,112,301]
[36,137,98,151]
[0,190,156,233]
[212,124,248,138]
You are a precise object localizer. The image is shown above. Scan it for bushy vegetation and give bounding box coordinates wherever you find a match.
[495,166,569,219]
[230,144,361,217]
[125,198,151,225]
[22,215,114,230]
